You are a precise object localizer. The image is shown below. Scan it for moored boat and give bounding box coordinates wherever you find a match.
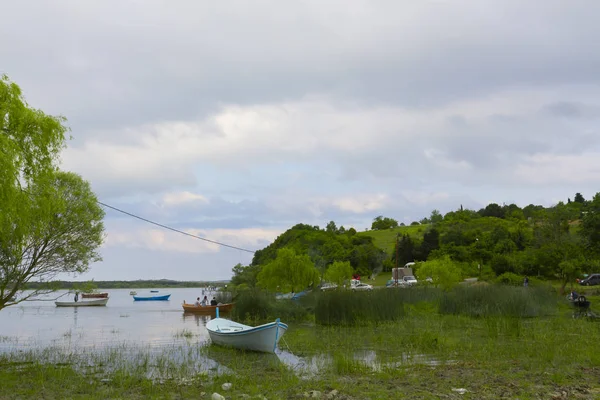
[182,302,234,314]
[55,298,109,307]
[81,292,109,299]
[133,294,171,301]
[129,291,137,295]
[206,308,288,353]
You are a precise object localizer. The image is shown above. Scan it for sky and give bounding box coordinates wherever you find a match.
[2,0,600,281]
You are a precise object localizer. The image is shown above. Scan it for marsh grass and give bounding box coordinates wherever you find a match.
[231,289,309,323]
[173,329,194,339]
[2,309,600,399]
[1,284,598,399]
[439,284,557,317]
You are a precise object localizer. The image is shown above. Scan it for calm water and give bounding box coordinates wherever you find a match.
[0,288,442,378]
[0,288,218,352]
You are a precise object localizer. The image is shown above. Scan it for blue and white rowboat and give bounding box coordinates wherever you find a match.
[133,294,171,301]
[206,308,288,353]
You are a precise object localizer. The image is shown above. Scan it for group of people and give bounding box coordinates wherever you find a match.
[194,295,218,307]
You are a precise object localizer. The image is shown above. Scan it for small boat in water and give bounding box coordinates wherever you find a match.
[206,308,288,353]
[182,302,234,315]
[81,292,108,299]
[133,294,171,301]
[55,298,109,307]
[129,291,137,295]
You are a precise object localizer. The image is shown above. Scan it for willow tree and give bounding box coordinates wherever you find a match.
[324,261,353,287]
[0,75,104,310]
[257,248,319,293]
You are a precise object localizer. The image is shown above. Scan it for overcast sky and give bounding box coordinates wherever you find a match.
[2,0,600,281]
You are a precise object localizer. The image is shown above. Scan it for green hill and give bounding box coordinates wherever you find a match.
[357,224,428,254]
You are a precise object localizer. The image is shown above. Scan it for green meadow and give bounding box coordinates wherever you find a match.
[2,284,599,399]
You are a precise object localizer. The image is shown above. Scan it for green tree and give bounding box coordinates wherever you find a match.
[1,76,104,310]
[325,220,337,234]
[430,209,443,224]
[534,203,584,292]
[1,171,104,309]
[230,263,261,288]
[574,192,585,204]
[371,216,399,230]
[418,256,462,290]
[581,192,600,255]
[257,248,319,293]
[324,261,353,286]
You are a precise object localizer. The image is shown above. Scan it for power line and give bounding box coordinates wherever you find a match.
[97,201,256,254]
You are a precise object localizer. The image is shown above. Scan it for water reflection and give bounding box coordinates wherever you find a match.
[181,313,211,327]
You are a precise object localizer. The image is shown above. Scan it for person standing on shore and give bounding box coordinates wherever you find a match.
[524,276,529,287]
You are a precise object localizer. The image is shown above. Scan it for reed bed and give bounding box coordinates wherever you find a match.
[438,284,557,317]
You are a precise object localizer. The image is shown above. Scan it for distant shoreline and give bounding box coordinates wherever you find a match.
[23,279,231,290]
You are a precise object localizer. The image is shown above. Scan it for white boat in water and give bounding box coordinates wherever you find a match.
[55,298,109,307]
[206,309,288,353]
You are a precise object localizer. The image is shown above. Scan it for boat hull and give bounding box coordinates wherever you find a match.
[182,302,234,315]
[55,298,108,307]
[133,294,171,301]
[81,293,108,299]
[206,318,288,353]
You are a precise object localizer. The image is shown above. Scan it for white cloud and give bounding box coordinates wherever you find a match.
[514,152,600,185]
[103,223,282,255]
[161,191,209,206]
[61,86,600,198]
[331,194,390,214]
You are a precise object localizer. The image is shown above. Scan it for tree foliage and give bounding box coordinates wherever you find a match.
[0,76,104,310]
[371,216,399,230]
[257,248,320,293]
[324,261,353,286]
[418,256,462,290]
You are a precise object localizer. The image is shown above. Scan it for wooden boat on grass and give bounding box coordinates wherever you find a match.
[133,294,171,301]
[206,308,288,353]
[182,302,234,314]
[81,292,108,299]
[55,298,108,307]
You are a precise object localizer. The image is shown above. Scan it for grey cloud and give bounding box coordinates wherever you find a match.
[4,0,600,137]
[542,102,600,119]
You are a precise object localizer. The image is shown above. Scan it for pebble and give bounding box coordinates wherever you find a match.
[212,393,225,400]
[222,382,232,391]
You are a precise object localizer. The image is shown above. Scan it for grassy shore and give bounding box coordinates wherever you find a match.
[1,285,599,399]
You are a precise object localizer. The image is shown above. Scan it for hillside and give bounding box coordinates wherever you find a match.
[357,224,428,254]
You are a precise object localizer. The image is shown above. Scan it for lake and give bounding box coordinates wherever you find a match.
[0,288,218,353]
[0,288,323,378]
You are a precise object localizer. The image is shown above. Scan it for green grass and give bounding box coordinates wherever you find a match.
[3,306,599,399]
[2,285,600,399]
[357,224,428,254]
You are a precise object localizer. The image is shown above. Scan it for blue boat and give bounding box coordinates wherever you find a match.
[133,294,171,301]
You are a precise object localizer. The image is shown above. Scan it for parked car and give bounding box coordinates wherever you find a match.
[320,282,338,291]
[579,274,600,286]
[402,275,418,286]
[351,282,373,291]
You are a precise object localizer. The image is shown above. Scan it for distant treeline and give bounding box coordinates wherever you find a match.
[23,280,230,290]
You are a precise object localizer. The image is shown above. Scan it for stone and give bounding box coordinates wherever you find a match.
[212,393,226,400]
[310,390,322,398]
[326,389,339,399]
[222,382,233,391]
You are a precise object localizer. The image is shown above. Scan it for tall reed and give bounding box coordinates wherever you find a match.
[438,284,557,317]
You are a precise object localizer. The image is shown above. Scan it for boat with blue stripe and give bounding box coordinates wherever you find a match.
[133,294,171,301]
[206,307,288,353]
